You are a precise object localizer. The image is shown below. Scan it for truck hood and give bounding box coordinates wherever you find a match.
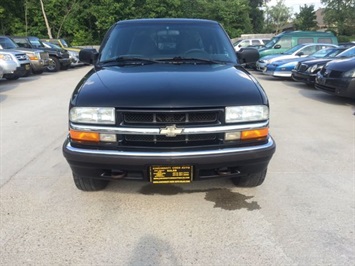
[72,64,266,108]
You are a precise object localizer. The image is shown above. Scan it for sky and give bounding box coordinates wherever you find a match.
[267,0,324,14]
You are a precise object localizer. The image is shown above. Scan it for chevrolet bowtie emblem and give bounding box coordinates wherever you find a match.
[160,124,183,137]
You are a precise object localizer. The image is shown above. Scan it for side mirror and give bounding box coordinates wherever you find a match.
[296,52,304,56]
[274,44,281,49]
[236,47,259,65]
[238,44,242,47]
[79,48,98,64]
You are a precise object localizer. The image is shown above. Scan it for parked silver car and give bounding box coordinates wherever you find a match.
[0,36,49,74]
[0,50,31,80]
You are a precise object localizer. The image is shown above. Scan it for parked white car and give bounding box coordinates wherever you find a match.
[233,39,270,51]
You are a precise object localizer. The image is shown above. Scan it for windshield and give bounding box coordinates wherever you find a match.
[100,21,237,64]
[0,37,18,49]
[46,42,61,49]
[311,48,344,58]
[283,44,306,55]
[336,46,355,57]
[60,39,70,48]
[264,37,279,49]
[29,39,45,48]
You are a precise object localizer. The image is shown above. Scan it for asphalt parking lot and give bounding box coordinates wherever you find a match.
[1,67,354,265]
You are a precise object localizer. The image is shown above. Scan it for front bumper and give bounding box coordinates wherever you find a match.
[0,60,18,74]
[63,136,276,182]
[15,63,31,77]
[256,61,267,71]
[30,59,49,71]
[291,70,316,84]
[315,76,355,99]
[59,58,72,67]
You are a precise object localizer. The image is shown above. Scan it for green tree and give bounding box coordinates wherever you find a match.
[294,4,317,30]
[321,0,355,35]
[264,0,292,33]
[248,0,264,33]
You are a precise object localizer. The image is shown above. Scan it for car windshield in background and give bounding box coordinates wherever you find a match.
[45,42,62,49]
[99,22,237,64]
[60,39,70,48]
[311,48,345,58]
[264,37,278,48]
[283,44,306,55]
[336,46,355,57]
[0,37,18,49]
[29,40,45,48]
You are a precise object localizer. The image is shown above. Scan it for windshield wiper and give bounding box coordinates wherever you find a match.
[158,56,227,65]
[100,56,161,66]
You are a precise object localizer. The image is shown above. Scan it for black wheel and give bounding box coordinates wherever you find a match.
[47,56,60,72]
[231,169,267,187]
[4,74,19,80]
[73,173,109,191]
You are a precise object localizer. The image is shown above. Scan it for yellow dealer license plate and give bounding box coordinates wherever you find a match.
[150,165,193,184]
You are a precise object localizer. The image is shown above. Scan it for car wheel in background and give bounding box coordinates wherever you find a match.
[47,56,60,72]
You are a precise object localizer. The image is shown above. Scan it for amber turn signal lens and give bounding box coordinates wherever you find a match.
[241,128,269,140]
[70,130,100,142]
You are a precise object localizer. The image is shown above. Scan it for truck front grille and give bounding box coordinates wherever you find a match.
[15,54,28,61]
[117,108,223,147]
[125,133,218,143]
[121,110,220,125]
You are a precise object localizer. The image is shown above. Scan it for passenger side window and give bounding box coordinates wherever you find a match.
[318,38,332,43]
[252,40,260,45]
[297,38,313,44]
[299,45,317,55]
[277,37,292,49]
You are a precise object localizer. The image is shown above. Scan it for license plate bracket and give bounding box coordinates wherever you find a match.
[150,165,193,184]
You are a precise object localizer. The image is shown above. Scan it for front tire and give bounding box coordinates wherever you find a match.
[73,173,109,191]
[232,169,267,187]
[47,56,60,72]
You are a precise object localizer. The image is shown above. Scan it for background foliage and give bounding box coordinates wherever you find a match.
[0,0,354,45]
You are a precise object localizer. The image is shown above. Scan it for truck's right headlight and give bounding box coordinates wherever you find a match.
[225,105,269,123]
[0,54,13,61]
[70,107,115,124]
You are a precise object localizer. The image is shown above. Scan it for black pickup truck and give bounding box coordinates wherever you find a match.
[62,18,275,191]
[12,36,71,72]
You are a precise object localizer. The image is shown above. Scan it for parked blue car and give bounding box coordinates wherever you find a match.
[263,47,346,78]
[256,43,338,71]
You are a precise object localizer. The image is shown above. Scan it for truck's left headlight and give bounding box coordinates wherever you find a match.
[225,105,269,123]
[70,107,115,124]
